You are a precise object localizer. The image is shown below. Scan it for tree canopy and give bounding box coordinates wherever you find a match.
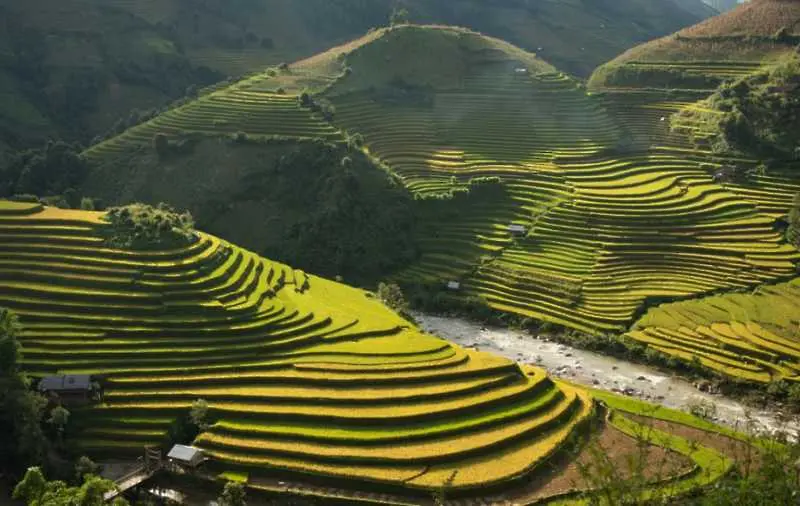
[103,203,196,250]
[13,467,128,506]
[0,308,48,475]
[675,55,800,159]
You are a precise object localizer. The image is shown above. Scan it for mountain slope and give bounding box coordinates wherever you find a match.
[583,1,800,382]
[0,0,714,150]
[0,200,743,502]
[82,25,799,343]
[590,0,800,90]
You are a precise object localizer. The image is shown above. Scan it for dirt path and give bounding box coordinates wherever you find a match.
[416,313,799,437]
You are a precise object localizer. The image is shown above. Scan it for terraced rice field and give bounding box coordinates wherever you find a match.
[0,202,600,494]
[322,35,799,334]
[586,19,800,379]
[84,83,342,162]
[84,24,800,382]
[630,278,800,383]
[0,202,757,502]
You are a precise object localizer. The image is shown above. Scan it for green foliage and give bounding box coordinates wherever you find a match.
[376,282,410,317]
[218,481,247,506]
[676,55,800,158]
[230,141,417,286]
[162,410,200,449]
[589,62,722,90]
[47,406,70,446]
[103,203,195,250]
[74,457,99,482]
[190,399,210,431]
[0,308,48,475]
[13,467,127,506]
[785,195,800,250]
[79,198,95,211]
[47,407,70,432]
[0,142,88,198]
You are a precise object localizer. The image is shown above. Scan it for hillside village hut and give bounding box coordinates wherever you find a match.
[446,280,462,291]
[508,224,527,237]
[38,374,94,406]
[167,445,206,470]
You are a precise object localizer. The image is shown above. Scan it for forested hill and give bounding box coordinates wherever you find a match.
[0,0,713,155]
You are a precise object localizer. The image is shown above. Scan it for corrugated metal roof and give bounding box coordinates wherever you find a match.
[39,375,92,392]
[167,444,202,462]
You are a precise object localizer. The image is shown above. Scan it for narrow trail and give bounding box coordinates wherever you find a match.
[416,313,800,437]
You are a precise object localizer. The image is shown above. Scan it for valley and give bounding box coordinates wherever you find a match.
[3,1,800,504]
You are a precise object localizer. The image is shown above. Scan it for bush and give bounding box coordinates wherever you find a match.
[80,197,95,211]
[377,282,410,317]
[103,203,196,250]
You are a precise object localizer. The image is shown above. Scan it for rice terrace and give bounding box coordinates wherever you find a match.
[2,1,800,505]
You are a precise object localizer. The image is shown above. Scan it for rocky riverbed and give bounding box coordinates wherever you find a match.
[416,313,800,437]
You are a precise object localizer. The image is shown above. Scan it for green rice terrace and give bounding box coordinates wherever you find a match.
[80,20,800,389]
[0,200,759,503]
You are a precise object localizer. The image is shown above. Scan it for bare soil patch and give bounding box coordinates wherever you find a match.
[459,418,694,505]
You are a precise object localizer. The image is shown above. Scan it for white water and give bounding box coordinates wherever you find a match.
[416,313,800,437]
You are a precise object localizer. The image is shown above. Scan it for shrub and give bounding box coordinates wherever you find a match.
[80,197,95,211]
[103,203,195,250]
[377,282,410,317]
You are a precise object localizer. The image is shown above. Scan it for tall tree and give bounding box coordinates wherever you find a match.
[0,308,48,476]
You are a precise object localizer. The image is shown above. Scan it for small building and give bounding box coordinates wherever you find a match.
[508,224,527,236]
[514,67,529,75]
[167,445,205,469]
[446,280,461,291]
[39,374,93,405]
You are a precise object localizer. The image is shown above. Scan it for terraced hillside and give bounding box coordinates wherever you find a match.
[0,201,748,503]
[1,0,713,150]
[84,24,800,341]
[578,0,800,381]
[630,279,800,383]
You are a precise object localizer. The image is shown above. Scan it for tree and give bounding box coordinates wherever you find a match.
[0,308,47,475]
[218,481,246,506]
[48,406,70,446]
[0,307,21,374]
[376,282,410,316]
[190,398,210,431]
[786,193,800,249]
[80,197,95,211]
[75,456,99,482]
[0,141,88,198]
[13,467,128,506]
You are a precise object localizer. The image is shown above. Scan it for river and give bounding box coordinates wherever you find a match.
[415,313,799,437]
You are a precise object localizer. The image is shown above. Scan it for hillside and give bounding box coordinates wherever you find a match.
[589,0,800,90]
[0,200,751,503]
[0,0,714,151]
[82,24,800,348]
[579,0,800,386]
